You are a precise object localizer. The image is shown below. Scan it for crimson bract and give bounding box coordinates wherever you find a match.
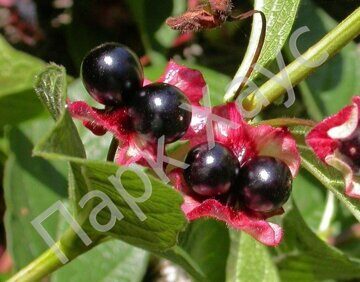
[306,96,360,199]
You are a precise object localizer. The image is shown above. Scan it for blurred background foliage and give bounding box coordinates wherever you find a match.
[0,0,359,281]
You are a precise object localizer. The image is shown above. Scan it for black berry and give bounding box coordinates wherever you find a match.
[81,42,143,106]
[238,156,292,212]
[129,82,192,144]
[184,143,240,197]
[339,133,360,174]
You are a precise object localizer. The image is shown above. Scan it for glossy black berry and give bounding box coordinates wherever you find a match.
[184,143,240,197]
[238,156,292,212]
[81,42,143,106]
[129,82,192,144]
[339,133,360,173]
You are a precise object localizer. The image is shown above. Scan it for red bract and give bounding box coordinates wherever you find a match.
[169,102,300,246]
[68,60,206,166]
[306,96,360,199]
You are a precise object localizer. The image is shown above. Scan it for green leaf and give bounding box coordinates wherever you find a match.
[3,119,68,270]
[34,65,87,213]
[3,108,150,282]
[292,169,326,230]
[255,0,300,74]
[285,0,360,120]
[35,112,86,159]
[0,35,44,97]
[35,65,67,120]
[299,143,360,222]
[225,0,300,100]
[179,219,230,282]
[160,246,205,281]
[33,110,187,251]
[0,135,7,164]
[0,273,11,281]
[0,35,45,126]
[278,202,360,281]
[3,120,150,279]
[226,231,280,282]
[52,240,149,282]
[0,90,46,128]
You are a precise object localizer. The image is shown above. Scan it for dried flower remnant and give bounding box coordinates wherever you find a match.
[166,0,263,33]
[166,0,233,32]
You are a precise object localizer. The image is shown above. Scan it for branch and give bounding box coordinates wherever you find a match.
[231,7,360,111]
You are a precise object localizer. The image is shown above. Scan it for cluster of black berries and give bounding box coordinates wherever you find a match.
[184,143,292,213]
[81,43,292,214]
[81,42,192,144]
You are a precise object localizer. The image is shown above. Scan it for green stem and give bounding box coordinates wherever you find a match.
[318,192,336,237]
[235,7,360,111]
[255,117,316,127]
[7,246,68,282]
[7,228,95,282]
